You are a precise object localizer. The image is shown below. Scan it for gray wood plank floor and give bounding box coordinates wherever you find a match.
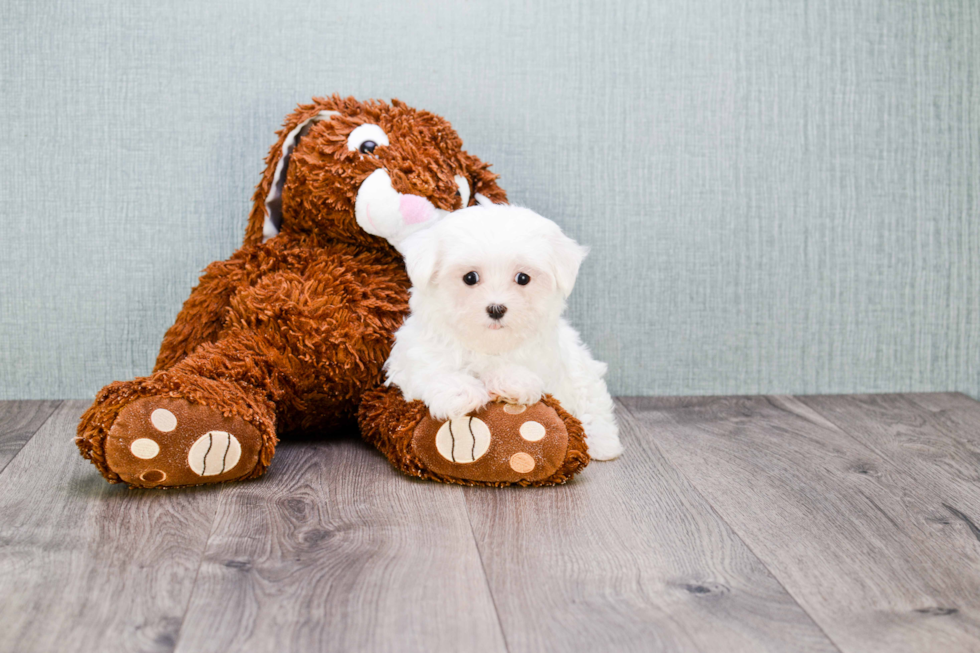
[0,400,60,473]
[1,394,978,653]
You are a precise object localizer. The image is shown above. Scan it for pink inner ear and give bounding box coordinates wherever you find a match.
[400,194,434,225]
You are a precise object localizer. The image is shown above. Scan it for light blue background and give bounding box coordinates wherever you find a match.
[1,0,978,400]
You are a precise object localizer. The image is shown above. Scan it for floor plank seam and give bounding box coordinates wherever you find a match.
[614,398,848,653]
[0,400,63,479]
[462,491,512,653]
[168,484,227,653]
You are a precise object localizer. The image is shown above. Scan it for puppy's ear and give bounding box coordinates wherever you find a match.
[550,230,589,297]
[398,228,441,288]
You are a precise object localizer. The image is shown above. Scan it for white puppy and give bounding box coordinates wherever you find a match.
[385,204,623,461]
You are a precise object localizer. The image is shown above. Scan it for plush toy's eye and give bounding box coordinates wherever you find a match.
[463,271,479,285]
[347,124,390,156]
[515,272,531,286]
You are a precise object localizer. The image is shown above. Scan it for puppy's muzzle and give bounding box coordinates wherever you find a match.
[486,304,507,320]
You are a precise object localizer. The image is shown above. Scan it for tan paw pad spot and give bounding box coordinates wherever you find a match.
[188,431,242,477]
[502,403,527,415]
[140,469,166,483]
[509,452,536,474]
[150,408,177,432]
[519,420,546,441]
[435,416,491,463]
[130,438,160,459]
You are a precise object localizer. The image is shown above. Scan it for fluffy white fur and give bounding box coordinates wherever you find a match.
[385,205,623,461]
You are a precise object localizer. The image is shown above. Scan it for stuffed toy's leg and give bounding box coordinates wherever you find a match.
[358,385,590,487]
[77,331,284,488]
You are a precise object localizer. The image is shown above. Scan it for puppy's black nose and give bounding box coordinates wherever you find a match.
[486,304,507,320]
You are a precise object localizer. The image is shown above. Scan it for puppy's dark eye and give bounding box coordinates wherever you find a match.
[463,271,479,286]
[359,140,377,155]
[515,272,531,286]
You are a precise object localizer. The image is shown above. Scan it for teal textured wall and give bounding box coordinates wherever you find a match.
[1,0,978,399]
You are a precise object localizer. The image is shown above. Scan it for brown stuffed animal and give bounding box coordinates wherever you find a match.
[76,96,590,488]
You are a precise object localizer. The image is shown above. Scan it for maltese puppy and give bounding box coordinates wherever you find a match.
[385,204,622,461]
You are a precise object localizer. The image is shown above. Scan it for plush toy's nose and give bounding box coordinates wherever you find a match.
[399,194,436,225]
[355,169,453,247]
[486,304,507,320]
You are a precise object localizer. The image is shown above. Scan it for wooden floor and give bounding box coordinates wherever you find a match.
[1,395,979,652]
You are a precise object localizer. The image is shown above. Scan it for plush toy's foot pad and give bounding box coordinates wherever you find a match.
[104,397,264,488]
[412,401,568,484]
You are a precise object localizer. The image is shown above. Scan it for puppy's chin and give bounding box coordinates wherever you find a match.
[454,320,530,355]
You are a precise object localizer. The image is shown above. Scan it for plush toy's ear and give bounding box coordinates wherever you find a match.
[261,110,338,242]
[397,227,441,289]
[460,150,508,207]
[550,230,589,298]
[243,104,339,246]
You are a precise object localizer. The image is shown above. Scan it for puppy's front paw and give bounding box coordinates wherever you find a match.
[425,376,492,421]
[482,366,545,406]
